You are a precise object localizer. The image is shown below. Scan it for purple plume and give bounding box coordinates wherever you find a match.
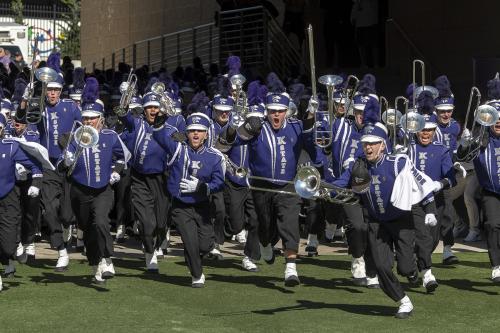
[226,55,241,75]
[363,97,380,124]
[247,80,268,105]
[266,72,285,93]
[487,72,500,100]
[288,83,305,105]
[73,67,85,89]
[47,51,61,73]
[187,91,209,114]
[434,75,452,98]
[12,78,27,103]
[417,90,435,115]
[81,77,100,106]
[358,74,376,95]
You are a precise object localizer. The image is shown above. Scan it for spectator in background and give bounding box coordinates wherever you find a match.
[12,51,27,72]
[0,48,12,73]
[351,0,379,68]
[282,0,306,50]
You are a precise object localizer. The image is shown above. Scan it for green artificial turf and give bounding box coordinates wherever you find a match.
[1,252,499,332]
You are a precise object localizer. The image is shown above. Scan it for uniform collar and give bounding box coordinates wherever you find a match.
[188,144,206,154]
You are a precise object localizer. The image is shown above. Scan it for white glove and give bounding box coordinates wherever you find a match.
[22,84,32,100]
[306,97,319,114]
[63,151,75,167]
[432,180,443,193]
[27,186,40,198]
[461,128,471,141]
[454,162,467,178]
[229,113,245,129]
[15,163,28,181]
[180,175,200,193]
[424,213,438,227]
[109,171,121,185]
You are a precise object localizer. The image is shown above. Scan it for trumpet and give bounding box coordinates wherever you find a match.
[456,87,498,161]
[113,69,138,117]
[67,123,100,176]
[245,166,359,205]
[230,74,248,118]
[150,82,179,117]
[25,67,58,124]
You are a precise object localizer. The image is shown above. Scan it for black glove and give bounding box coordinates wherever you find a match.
[171,131,187,142]
[244,116,263,136]
[58,132,71,149]
[350,158,371,193]
[152,114,167,129]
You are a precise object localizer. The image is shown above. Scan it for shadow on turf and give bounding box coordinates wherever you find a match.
[438,278,499,296]
[251,299,394,317]
[28,272,110,292]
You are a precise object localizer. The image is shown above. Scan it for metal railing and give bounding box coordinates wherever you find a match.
[90,23,219,73]
[385,18,438,80]
[218,5,305,79]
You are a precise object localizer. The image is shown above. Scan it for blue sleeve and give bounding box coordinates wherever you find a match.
[176,116,186,132]
[207,155,225,194]
[14,146,42,177]
[73,102,81,121]
[330,163,353,188]
[120,113,137,132]
[301,124,323,167]
[152,125,180,156]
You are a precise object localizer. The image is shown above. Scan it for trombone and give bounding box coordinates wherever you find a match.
[382,96,405,150]
[245,165,359,205]
[114,69,137,117]
[456,87,499,161]
[62,121,100,176]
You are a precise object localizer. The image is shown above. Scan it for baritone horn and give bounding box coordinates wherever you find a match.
[66,123,99,176]
[151,82,179,116]
[246,166,359,205]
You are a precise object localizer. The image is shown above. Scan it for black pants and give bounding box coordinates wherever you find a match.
[210,191,226,245]
[70,183,114,266]
[482,190,500,267]
[0,189,20,265]
[131,170,169,253]
[305,199,338,236]
[17,178,41,245]
[171,199,214,279]
[114,167,133,228]
[430,192,446,252]
[40,169,72,250]
[441,188,456,246]
[366,214,416,302]
[412,203,434,271]
[252,182,301,252]
[223,180,260,260]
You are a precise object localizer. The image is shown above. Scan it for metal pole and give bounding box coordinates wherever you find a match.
[209,25,213,65]
[133,44,137,69]
[102,57,105,70]
[192,28,197,58]
[177,34,181,66]
[111,53,115,70]
[93,62,96,72]
[122,48,125,63]
[147,40,151,69]
[161,36,165,68]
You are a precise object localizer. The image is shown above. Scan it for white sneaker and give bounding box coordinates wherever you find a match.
[242,256,258,272]
[351,257,366,280]
[422,268,438,292]
[284,262,300,286]
[25,243,36,261]
[100,258,115,279]
[145,252,159,273]
[395,295,413,319]
[63,225,73,243]
[235,229,247,244]
[55,249,69,272]
[92,265,106,284]
[155,248,164,259]
[324,223,337,241]
[16,243,27,264]
[259,243,274,264]
[209,245,224,260]
[492,265,500,283]
[3,260,16,277]
[115,225,125,243]
[366,275,380,289]
[442,245,458,264]
[192,273,205,288]
[463,230,482,242]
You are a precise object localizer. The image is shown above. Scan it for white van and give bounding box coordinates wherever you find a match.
[0,22,29,60]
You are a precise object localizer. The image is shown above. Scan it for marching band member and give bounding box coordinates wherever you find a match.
[58,85,130,284]
[457,99,500,283]
[0,114,43,290]
[331,98,437,318]
[118,91,177,272]
[431,75,462,264]
[221,72,321,286]
[152,112,224,287]
[409,90,456,291]
[23,53,82,272]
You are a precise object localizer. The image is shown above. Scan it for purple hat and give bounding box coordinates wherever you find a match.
[129,95,143,109]
[81,102,104,117]
[142,92,161,108]
[434,75,454,110]
[360,122,388,143]
[212,95,234,111]
[186,112,211,131]
[247,103,266,118]
[353,94,378,111]
[435,96,454,111]
[47,73,64,89]
[266,92,290,110]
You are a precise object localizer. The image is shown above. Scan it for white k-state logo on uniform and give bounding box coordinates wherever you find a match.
[191,160,202,176]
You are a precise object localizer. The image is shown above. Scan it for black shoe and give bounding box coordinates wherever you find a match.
[425,280,439,293]
[407,273,419,286]
[492,276,500,283]
[352,277,367,286]
[2,271,15,278]
[284,275,300,287]
[366,283,380,289]
[92,278,106,285]
[54,266,68,273]
[26,255,36,266]
[442,255,459,265]
[395,310,412,319]
[305,245,318,257]
[264,252,275,265]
